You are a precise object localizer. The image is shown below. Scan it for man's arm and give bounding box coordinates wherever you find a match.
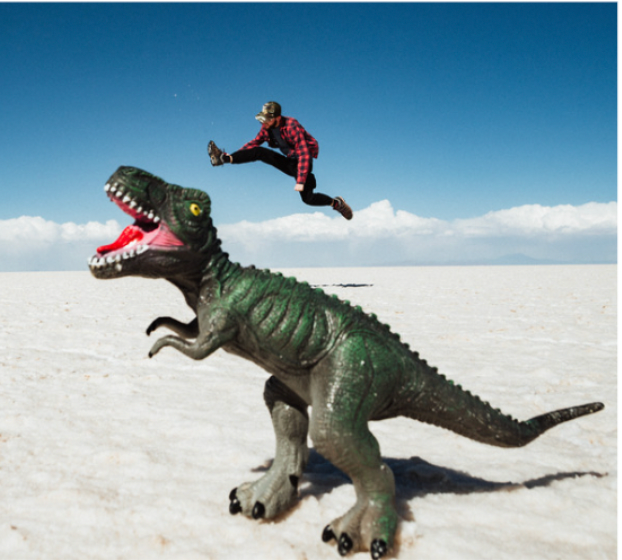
[239,128,268,152]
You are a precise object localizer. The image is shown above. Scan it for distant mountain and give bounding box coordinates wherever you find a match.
[374,253,616,267]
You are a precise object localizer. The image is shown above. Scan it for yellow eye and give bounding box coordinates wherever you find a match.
[189,203,202,216]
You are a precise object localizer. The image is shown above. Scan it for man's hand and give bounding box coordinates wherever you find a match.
[294,183,304,192]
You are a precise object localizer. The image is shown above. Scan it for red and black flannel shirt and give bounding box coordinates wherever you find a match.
[239,116,319,185]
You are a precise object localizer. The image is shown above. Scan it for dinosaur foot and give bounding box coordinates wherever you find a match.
[228,471,299,520]
[229,488,267,518]
[323,526,388,559]
[321,497,397,559]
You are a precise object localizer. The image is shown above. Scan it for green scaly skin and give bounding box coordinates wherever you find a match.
[89,166,604,559]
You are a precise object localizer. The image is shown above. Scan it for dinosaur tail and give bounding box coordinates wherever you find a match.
[402,364,604,448]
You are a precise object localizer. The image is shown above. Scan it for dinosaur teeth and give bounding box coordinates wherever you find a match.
[88,244,150,270]
[103,183,160,223]
[87,256,109,268]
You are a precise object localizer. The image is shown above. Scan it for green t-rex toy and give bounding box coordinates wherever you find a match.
[89,166,604,559]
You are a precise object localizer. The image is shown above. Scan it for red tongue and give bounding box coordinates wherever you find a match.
[97,225,144,255]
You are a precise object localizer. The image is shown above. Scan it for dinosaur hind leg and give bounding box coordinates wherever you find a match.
[310,335,400,559]
[229,376,309,519]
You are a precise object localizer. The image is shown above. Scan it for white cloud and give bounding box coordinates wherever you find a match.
[0,201,616,271]
[0,216,121,245]
[0,216,121,271]
[218,201,617,267]
[220,200,617,244]
[453,202,617,237]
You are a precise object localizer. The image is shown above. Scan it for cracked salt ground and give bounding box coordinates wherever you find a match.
[0,265,615,560]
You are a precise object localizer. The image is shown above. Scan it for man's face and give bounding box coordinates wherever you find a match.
[261,116,279,130]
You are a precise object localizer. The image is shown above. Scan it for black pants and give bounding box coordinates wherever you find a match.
[231,147,334,207]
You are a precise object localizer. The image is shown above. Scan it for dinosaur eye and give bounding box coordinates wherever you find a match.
[189,203,202,216]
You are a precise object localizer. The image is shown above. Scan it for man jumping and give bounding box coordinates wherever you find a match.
[208,101,353,220]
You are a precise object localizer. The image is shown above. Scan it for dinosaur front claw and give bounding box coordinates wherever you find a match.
[148,339,165,358]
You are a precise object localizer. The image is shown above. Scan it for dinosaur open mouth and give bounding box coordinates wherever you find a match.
[96,221,158,255]
[89,181,183,270]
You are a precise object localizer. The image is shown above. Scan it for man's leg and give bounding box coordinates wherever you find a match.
[300,168,353,219]
[227,146,352,218]
[299,174,334,207]
[231,148,333,207]
[294,160,334,207]
[229,147,294,175]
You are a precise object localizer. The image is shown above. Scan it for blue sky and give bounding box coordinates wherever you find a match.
[0,2,617,270]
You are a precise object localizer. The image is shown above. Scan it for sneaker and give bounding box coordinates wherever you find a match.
[208,141,227,166]
[333,197,353,220]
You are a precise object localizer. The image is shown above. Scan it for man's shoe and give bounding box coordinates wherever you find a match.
[208,141,227,166]
[333,197,353,220]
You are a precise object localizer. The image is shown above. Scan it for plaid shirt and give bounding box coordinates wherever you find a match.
[239,116,319,185]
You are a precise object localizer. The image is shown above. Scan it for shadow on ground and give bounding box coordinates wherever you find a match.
[311,283,373,288]
[247,450,606,557]
[253,449,606,503]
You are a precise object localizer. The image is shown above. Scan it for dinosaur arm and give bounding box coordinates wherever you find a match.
[146,316,199,338]
[148,332,226,360]
[148,326,236,360]
[148,309,238,360]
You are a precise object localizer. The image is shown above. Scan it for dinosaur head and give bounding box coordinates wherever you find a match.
[89,166,219,280]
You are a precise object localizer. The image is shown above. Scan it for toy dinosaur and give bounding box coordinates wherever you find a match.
[89,166,604,559]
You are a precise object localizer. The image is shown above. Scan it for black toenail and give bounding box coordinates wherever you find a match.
[229,498,241,515]
[322,525,336,542]
[338,533,353,555]
[371,539,388,559]
[228,488,241,515]
[252,501,265,519]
